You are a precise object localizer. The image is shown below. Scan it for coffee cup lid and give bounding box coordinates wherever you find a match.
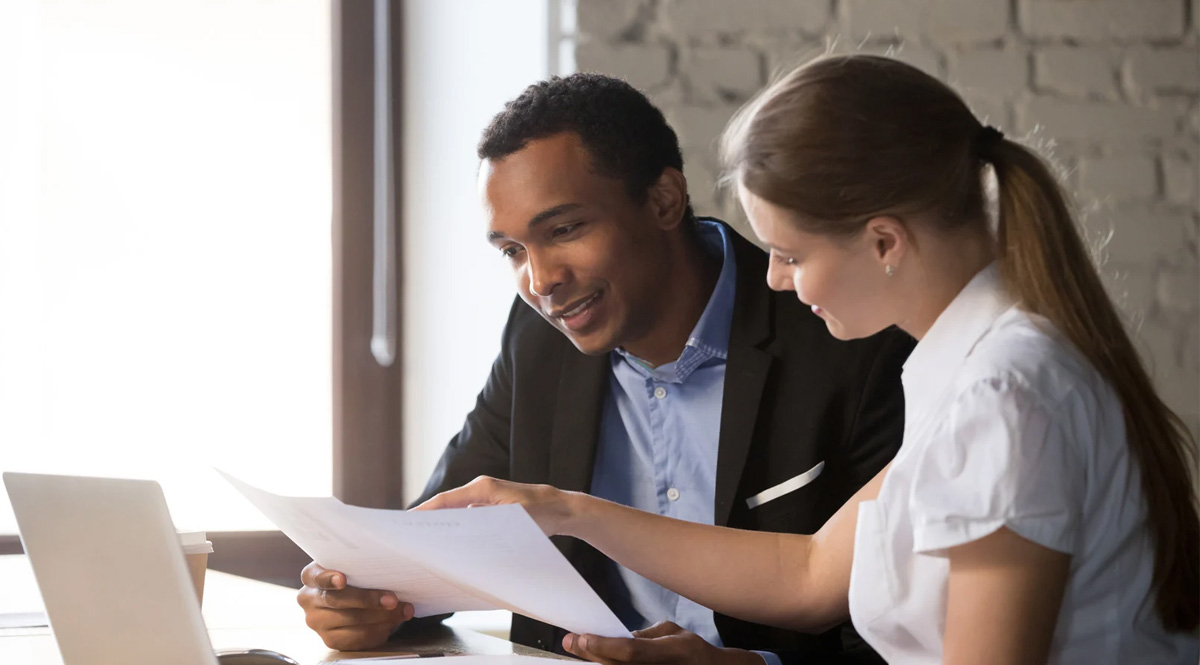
[177,530,213,553]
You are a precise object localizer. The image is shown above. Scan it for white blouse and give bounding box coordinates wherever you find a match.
[848,264,1199,664]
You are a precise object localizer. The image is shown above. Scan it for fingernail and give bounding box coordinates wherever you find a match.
[331,574,343,588]
[563,634,576,651]
[381,594,397,609]
[403,604,414,620]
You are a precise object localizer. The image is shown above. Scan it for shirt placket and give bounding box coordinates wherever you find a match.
[645,372,674,517]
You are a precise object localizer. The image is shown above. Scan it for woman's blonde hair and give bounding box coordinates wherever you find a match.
[722,53,1198,631]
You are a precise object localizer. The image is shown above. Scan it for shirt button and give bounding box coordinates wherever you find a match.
[654,386,667,399]
[667,487,680,501]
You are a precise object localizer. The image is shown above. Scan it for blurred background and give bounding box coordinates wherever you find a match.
[0,0,1196,585]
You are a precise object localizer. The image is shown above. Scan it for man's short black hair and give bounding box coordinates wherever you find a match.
[478,73,695,225]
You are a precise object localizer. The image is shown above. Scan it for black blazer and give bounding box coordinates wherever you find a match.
[414,220,913,663]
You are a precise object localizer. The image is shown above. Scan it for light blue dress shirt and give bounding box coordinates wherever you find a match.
[589,221,780,665]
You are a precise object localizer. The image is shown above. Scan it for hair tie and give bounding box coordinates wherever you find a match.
[975,125,1005,155]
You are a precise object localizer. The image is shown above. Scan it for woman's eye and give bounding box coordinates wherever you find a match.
[774,253,797,266]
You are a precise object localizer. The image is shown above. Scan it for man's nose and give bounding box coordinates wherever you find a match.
[526,251,566,298]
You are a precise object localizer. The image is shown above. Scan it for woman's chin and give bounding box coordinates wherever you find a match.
[824,319,876,341]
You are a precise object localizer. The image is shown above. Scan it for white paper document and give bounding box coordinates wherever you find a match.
[219,471,631,638]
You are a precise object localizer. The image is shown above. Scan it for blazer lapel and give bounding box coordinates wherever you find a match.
[714,227,773,527]
[545,347,609,569]
[547,349,609,494]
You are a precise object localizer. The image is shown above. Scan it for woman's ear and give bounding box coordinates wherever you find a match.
[864,216,909,269]
[648,167,689,230]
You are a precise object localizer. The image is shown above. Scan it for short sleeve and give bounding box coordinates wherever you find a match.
[909,376,1084,557]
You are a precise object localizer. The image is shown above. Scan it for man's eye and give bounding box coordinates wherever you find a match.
[552,223,580,238]
[501,246,522,259]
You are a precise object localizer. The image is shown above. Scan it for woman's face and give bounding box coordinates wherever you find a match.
[740,186,897,341]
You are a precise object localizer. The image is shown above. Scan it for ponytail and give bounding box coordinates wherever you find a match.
[986,137,1200,631]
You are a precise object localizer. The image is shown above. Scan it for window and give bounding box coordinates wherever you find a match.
[0,0,333,535]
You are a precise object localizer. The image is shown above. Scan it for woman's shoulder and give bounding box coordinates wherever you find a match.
[953,305,1111,411]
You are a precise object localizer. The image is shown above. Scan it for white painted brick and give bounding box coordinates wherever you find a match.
[1162,153,1199,206]
[1126,47,1200,97]
[684,159,721,214]
[1018,0,1187,42]
[1157,264,1200,312]
[576,0,649,40]
[688,47,763,100]
[665,0,829,37]
[950,48,1029,96]
[575,42,672,91]
[665,104,739,151]
[1158,98,1200,138]
[836,43,945,77]
[764,40,830,78]
[1079,153,1159,202]
[1101,264,1157,313]
[841,0,1009,44]
[960,92,1010,128]
[1152,363,1200,424]
[1034,46,1120,98]
[1016,97,1179,141]
[1087,206,1190,262]
[1134,318,1178,372]
[888,44,944,77]
[1184,317,1199,373]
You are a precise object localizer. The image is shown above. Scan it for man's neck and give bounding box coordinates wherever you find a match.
[622,232,723,367]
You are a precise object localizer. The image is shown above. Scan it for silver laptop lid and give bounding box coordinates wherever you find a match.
[3,472,218,665]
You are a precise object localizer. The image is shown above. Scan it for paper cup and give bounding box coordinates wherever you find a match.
[178,531,213,606]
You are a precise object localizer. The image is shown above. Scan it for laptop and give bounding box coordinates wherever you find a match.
[4,472,229,665]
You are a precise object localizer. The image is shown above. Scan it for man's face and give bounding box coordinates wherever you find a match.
[481,132,672,356]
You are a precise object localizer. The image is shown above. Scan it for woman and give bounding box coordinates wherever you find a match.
[419,55,1199,664]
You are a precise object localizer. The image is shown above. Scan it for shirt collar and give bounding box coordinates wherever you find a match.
[901,262,1015,418]
[614,220,738,383]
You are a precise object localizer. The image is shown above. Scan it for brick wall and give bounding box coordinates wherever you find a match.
[566,0,1200,436]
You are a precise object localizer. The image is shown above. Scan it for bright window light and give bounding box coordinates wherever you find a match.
[0,0,333,533]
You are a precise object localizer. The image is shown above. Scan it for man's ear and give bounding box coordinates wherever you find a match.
[863,216,909,268]
[647,167,689,230]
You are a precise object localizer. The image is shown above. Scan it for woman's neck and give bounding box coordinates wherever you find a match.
[897,227,996,341]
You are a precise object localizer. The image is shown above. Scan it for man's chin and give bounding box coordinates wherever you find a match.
[563,330,619,356]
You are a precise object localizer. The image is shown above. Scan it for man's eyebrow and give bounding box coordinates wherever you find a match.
[487,203,584,242]
[529,202,584,228]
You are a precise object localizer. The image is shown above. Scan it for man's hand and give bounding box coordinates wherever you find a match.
[296,561,414,651]
[562,621,767,665]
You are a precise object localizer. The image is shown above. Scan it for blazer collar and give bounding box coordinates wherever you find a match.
[710,220,774,526]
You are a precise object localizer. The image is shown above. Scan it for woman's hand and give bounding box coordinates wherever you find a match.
[414,475,581,537]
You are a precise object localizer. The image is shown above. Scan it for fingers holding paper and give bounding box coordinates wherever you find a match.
[414,475,576,537]
[297,561,414,651]
[562,621,766,665]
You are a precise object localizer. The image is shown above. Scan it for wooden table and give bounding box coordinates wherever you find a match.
[0,555,572,663]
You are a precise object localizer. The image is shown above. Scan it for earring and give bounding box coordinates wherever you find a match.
[885,264,895,277]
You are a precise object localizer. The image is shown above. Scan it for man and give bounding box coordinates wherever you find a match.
[298,73,913,664]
